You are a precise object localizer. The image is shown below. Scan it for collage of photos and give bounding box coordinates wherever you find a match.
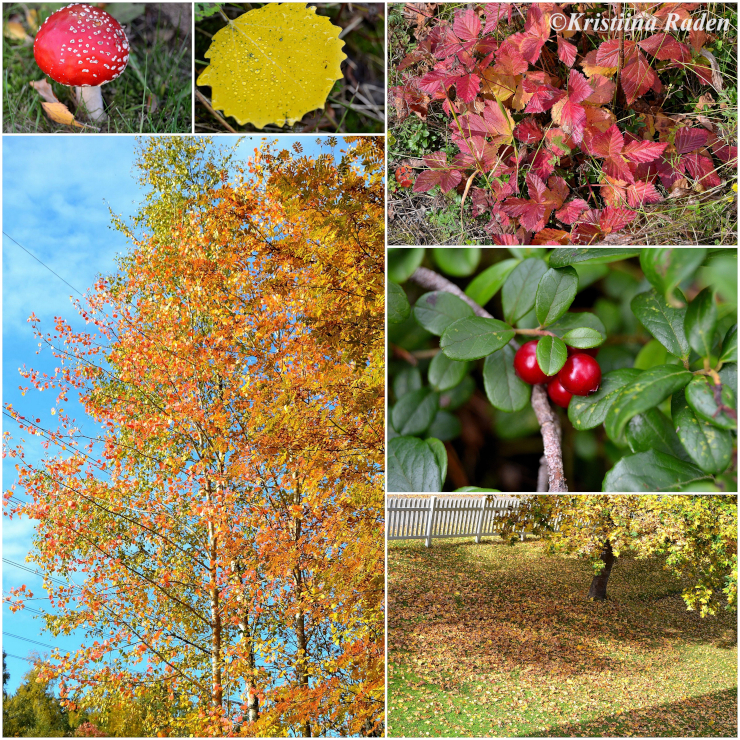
[1,2,738,739]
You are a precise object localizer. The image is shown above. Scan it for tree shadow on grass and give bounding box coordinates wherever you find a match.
[389,538,736,688]
[537,687,738,738]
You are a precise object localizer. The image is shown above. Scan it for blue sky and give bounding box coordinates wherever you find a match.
[1,134,334,695]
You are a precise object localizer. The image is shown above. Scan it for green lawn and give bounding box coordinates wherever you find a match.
[388,539,737,737]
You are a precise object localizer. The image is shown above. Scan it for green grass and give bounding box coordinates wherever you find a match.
[389,538,737,737]
[3,3,192,133]
[194,3,384,133]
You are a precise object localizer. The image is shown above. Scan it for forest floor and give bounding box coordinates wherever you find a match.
[388,538,737,737]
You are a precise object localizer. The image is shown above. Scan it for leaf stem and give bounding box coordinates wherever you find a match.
[516,328,557,338]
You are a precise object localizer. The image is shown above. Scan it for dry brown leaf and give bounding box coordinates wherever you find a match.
[41,102,87,129]
[695,93,715,111]
[29,79,60,104]
[4,20,31,43]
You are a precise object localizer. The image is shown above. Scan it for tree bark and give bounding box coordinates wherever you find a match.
[588,540,616,601]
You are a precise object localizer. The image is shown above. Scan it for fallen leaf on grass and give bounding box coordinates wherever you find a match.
[29,81,91,129]
[4,20,32,43]
[29,79,60,104]
[41,102,88,129]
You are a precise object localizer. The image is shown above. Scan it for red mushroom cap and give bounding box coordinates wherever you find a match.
[34,3,129,87]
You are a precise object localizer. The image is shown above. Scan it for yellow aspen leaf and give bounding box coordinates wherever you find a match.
[197,3,346,128]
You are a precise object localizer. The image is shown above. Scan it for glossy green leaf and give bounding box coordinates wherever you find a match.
[535,266,579,326]
[640,248,706,306]
[634,339,668,370]
[465,258,519,306]
[719,363,737,394]
[391,388,439,436]
[548,312,606,343]
[454,486,501,492]
[508,247,547,259]
[568,368,641,430]
[388,436,442,492]
[631,289,689,359]
[562,328,604,349]
[672,389,733,474]
[393,367,422,400]
[440,317,515,361]
[685,375,737,430]
[388,282,410,324]
[483,345,531,412]
[535,336,568,376]
[604,365,693,440]
[426,411,461,442]
[573,262,609,290]
[388,247,425,283]
[440,375,476,411]
[428,353,469,392]
[602,450,712,492]
[549,248,640,267]
[414,291,474,336]
[433,247,481,277]
[501,258,548,324]
[719,324,737,364]
[684,287,718,359]
[425,437,448,482]
[625,408,690,461]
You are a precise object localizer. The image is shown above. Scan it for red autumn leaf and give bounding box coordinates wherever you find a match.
[595,39,638,67]
[395,166,414,188]
[492,234,521,245]
[571,206,637,244]
[452,100,515,147]
[601,176,663,209]
[532,228,570,245]
[522,78,563,113]
[514,117,543,143]
[586,74,616,105]
[621,52,661,103]
[711,139,738,165]
[413,151,463,193]
[545,129,573,156]
[551,69,591,144]
[494,39,529,76]
[453,8,481,41]
[600,206,637,233]
[683,153,722,188]
[585,124,667,184]
[455,72,482,102]
[555,198,590,225]
[502,173,565,232]
[557,36,578,67]
[638,33,691,62]
[530,149,557,180]
[453,136,504,173]
[674,127,709,155]
[483,2,511,34]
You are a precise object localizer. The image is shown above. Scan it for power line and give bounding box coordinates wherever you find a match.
[2,632,57,651]
[2,231,83,297]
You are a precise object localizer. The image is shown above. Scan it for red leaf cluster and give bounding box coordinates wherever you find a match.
[392,2,736,244]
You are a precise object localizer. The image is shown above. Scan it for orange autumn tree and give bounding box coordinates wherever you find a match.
[3,136,384,737]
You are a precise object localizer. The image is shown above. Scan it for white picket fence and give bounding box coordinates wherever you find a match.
[387,495,525,547]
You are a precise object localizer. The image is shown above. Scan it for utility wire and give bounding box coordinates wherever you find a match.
[2,231,84,297]
[2,632,57,651]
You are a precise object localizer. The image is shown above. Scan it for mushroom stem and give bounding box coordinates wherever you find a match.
[75,85,106,122]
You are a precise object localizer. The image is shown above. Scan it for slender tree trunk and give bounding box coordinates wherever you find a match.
[206,482,223,709]
[238,612,260,722]
[588,539,616,601]
[291,486,311,738]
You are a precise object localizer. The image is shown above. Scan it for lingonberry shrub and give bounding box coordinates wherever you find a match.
[388,247,737,493]
[389,3,737,245]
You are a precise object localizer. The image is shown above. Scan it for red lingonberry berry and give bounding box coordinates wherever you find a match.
[513,340,548,385]
[567,345,599,358]
[558,353,601,396]
[547,376,573,408]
